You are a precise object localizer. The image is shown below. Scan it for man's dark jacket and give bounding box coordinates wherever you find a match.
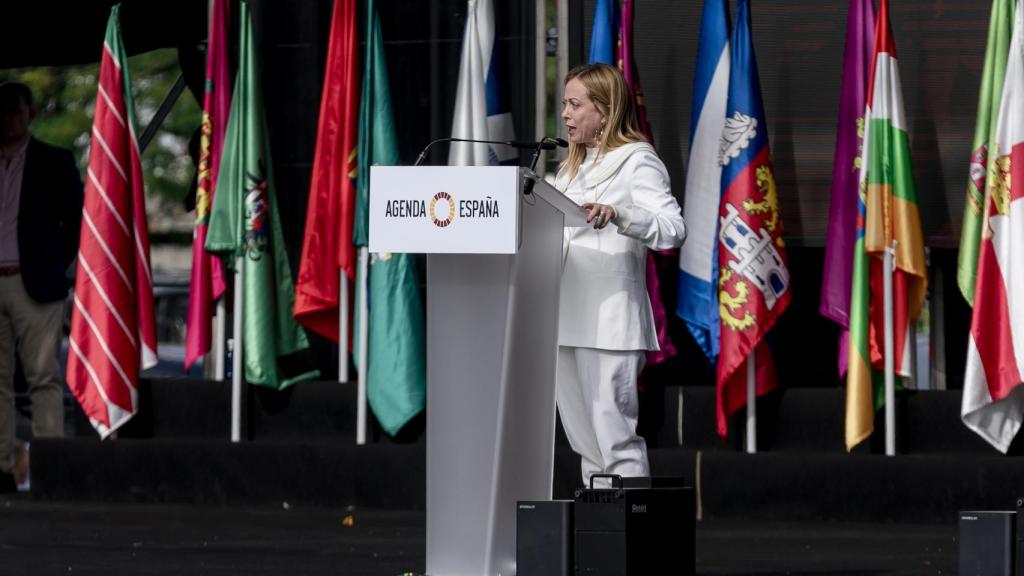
[18,138,84,303]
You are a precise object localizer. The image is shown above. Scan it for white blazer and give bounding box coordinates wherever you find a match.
[554,142,686,351]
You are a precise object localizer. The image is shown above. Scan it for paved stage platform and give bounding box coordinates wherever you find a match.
[0,495,957,576]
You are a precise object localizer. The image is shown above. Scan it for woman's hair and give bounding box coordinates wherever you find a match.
[559,63,647,180]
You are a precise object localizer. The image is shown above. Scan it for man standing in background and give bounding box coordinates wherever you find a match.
[0,81,83,492]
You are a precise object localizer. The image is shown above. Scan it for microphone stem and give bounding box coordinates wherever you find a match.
[529,146,542,172]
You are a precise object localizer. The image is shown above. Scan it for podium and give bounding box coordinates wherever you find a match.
[370,166,586,576]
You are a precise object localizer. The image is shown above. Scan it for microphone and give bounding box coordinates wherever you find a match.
[524,137,568,195]
[413,137,569,166]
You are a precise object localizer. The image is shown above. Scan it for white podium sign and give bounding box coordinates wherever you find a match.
[369,165,520,254]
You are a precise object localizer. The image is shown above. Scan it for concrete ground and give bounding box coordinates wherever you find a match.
[0,495,958,576]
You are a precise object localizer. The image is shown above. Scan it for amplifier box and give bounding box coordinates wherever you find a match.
[517,500,573,576]
[574,476,694,576]
[959,510,1014,576]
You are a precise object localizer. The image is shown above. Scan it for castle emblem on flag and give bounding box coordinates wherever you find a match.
[719,111,758,166]
[719,201,789,312]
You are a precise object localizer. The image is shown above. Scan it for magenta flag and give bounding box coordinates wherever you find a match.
[820,0,875,376]
[617,0,678,366]
[185,0,232,369]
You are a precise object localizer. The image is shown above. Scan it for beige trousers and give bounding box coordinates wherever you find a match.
[0,275,65,474]
[556,346,649,488]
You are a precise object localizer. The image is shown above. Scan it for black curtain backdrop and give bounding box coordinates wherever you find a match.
[581,0,989,247]
[5,1,978,392]
[252,0,536,382]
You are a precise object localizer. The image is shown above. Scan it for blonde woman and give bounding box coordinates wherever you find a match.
[554,63,686,487]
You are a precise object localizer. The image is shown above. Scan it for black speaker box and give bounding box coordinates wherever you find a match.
[517,500,574,576]
[574,476,695,576]
[958,510,1014,576]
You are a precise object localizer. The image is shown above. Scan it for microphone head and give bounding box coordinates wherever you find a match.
[539,137,569,150]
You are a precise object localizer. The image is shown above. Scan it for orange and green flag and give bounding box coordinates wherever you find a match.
[846,0,927,450]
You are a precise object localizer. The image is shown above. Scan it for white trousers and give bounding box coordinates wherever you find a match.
[556,346,648,488]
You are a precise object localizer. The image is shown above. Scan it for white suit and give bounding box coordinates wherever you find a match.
[554,142,686,486]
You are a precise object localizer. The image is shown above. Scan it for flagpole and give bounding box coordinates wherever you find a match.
[883,241,896,456]
[214,299,226,380]
[356,248,370,445]
[340,270,350,382]
[746,353,756,454]
[231,257,244,443]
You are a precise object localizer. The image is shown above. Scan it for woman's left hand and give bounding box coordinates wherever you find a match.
[583,203,616,230]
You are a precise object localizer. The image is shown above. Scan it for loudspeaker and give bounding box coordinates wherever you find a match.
[959,510,1014,576]
[517,500,574,576]
[574,476,695,576]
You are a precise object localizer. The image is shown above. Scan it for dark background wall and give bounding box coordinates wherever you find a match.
[251,0,538,379]
[244,0,980,391]
[0,0,982,402]
[581,0,989,246]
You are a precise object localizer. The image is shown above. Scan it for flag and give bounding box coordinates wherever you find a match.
[617,0,677,367]
[618,0,654,143]
[715,0,791,436]
[293,0,359,341]
[846,0,928,450]
[588,0,619,66]
[185,0,232,369]
[449,0,516,166]
[962,0,1024,453]
[678,0,730,361]
[206,2,318,389]
[66,5,157,438]
[958,0,1015,304]
[820,0,875,377]
[352,0,426,435]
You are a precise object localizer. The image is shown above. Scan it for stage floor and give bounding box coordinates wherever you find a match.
[0,495,957,575]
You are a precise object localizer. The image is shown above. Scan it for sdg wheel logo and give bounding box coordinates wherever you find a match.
[430,191,455,228]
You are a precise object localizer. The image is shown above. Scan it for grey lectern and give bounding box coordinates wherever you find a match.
[368,165,586,576]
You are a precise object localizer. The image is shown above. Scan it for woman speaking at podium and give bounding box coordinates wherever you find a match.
[554,63,686,487]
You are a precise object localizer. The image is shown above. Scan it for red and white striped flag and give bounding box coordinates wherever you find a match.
[962,0,1024,453]
[67,5,157,438]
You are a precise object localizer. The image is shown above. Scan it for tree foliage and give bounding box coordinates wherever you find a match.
[1,48,201,236]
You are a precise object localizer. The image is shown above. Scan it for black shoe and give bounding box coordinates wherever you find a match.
[0,473,16,494]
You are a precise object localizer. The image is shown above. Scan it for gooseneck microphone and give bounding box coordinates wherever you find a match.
[413,136,569,167]
[524,137,569,195]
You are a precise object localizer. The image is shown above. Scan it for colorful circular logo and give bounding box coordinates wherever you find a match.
[429,191,455,228]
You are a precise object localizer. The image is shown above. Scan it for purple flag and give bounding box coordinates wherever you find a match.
[820,0,875,376]
[617,0,678,367]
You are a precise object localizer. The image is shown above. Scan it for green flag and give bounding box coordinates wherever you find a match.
[206,2,317,389]
[353,0,426,435]
[958,0,1014,304]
